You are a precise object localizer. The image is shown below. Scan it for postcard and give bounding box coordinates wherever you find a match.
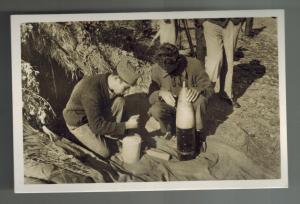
[11,10,287,193]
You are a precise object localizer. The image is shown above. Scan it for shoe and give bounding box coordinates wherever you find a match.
[219,93,241,108]
[195,130,207,154]
[222,98,241,108]
[232,99,241,108]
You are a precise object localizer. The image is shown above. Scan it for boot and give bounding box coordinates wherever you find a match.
[195,130,207,155]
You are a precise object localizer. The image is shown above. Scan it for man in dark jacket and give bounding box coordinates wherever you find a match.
[63,58,140,158]
[203,18,244,108]
[148,43,214,140]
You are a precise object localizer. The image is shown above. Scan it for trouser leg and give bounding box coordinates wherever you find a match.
[218,50,227,96]
[192,95,209,154]
[222,21,242,98]
[105,96,125,152]
[148,101,176,134]
[67,124,110,159]
[67,97,125,159]
[192,95,208,131]
[203,21,224,84]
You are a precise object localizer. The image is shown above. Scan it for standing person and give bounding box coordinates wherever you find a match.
[148,43,214,146]
[203,18,243,108]
[245,18,254,37]
[150,19,177,46]
[63,58,140,159]
[194,19,206,64]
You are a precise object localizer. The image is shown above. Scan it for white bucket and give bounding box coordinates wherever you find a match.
[121,134,142,164]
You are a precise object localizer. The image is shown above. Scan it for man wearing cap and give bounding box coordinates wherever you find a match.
[63,58,140,159]
[148,43,214,146]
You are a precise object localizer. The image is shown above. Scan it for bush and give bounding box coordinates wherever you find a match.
[22,60,56,129]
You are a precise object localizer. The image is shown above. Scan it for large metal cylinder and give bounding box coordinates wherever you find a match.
[176,81,196,161]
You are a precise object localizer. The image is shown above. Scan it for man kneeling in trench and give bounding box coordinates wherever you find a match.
[148,43,214,151]
[63,58,140,159]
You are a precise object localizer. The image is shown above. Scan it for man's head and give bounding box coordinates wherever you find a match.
[108,58,139,95]
[156,43,186,76]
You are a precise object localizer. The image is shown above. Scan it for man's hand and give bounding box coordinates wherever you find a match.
[186,88,200,103]
[159,90,176,107]
[125,115,140,129]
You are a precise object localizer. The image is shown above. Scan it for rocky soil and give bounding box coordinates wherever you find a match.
[206,17,281,178]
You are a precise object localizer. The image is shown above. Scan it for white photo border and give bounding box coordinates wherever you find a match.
[11,9,287,193]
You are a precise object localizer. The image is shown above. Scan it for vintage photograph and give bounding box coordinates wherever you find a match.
[11,10,287,192]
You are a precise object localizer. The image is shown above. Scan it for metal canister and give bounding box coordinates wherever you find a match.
[176,127,196,160]
[175,81,196,161]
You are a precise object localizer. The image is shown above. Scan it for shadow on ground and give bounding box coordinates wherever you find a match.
[123,93,157,148]
[205,95,233,136]
[247,26,267,38]
[233,59,266,99]
[205,59,266,137]
[234,46,246,61]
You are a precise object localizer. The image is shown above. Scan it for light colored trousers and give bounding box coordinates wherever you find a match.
[203,21,242,98]
[67,97,124,158]
[158,20,177,45]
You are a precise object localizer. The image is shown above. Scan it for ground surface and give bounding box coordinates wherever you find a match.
[144,17,281,179]
[212,17,280,177]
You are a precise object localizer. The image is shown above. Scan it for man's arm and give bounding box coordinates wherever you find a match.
[189,59,214,98]
[148,65,162,104]
[81,92,126,137]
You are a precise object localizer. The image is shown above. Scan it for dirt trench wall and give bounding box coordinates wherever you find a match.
[21,21,154,131]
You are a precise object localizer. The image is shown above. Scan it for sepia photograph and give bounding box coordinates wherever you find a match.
[11,10,287,193]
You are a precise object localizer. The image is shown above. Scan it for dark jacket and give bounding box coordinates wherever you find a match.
[63,74,125,136]
[149,57,214,104]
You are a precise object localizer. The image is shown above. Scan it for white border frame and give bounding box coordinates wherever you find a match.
[11,9,287,193]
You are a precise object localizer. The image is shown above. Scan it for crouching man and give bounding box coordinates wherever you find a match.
[63,58,140,159]
[148,43,214,148]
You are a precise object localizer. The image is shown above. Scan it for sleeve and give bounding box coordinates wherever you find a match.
[190,60,214,98]
[148,65,162,104]
[81,91,126,137]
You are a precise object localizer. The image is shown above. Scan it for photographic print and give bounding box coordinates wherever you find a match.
[11,10,287,193]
